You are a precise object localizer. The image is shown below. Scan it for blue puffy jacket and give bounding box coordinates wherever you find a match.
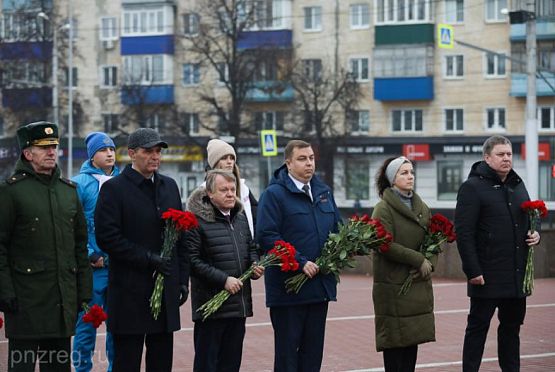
[72,160,120,261]
[256,164,341,307]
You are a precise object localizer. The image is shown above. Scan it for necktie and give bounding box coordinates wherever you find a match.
[302,184,310,198]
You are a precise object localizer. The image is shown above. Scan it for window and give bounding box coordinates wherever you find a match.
[485,0,507,22]
[122,7,169,35]
[512,41,555,74]
[392,109,423,132]
[304,6,322,31]
[183,13,199,36]
[437,160,463,201]
[445,0,464,23]
[486,108,506,130]
[350,58,369,81]
[538,106,555,130]
[0,116,4,137]
[216,62,229,83]
[1,61,48,86]
[100,66,118,87]
[145,114,164,131]
[537,0,555,17]
[64,67,78,87]
[539,162,555,201]
[123,55,170,84]
[250,60,277,81]
[302,59,322,81]
[376,0,432,24]
[102,114,119,133]
[485,52,506,77]
[348,110,370,133]
[183,113,200,134]
[183,63,200,85]
[100,17,117,40]
[444,55,464,78]
[346,159,369,200]
[350,4,370,29]
[374,46,434,77]
[254,111,284,131]
[444,108,464,132]
[1,11,43,41]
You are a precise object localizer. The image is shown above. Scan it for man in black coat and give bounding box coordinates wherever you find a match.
[95,128,189,372]
[185,170,262,372]
[455,135,541,372]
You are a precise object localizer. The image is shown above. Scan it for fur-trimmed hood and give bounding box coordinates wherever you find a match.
[186,186,243,222]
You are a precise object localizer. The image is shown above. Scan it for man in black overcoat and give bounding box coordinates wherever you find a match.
[95,128,189,372]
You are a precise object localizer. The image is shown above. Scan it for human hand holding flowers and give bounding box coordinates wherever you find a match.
[197,240,298,321]
[521,200,547,295]
[150,208,199,320]
[285,214,393,294]
[399,213,456,295]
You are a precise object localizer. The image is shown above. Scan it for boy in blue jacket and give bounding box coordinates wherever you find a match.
[72,132,119,372]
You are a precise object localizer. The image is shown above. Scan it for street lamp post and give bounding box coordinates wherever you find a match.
[37,12,59,126]
[67,0,74,178]
[508,5,538,199]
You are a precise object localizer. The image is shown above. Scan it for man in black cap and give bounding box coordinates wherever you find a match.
[0,121,92,372]
[95,128,189,372]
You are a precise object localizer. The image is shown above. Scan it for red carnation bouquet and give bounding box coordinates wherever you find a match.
[399,213,456,295]
[150,208,199,319]
[521,200,548,295]
[197,240,299,321]
[285,214,393,294]
[82,303,108,328]
[0,316,3,329]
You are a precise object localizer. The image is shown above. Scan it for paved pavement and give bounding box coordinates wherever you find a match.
[1,275,555,371]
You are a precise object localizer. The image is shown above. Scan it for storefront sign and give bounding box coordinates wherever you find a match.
[520,143,551,161]
[440,144,483,154]
[403,144,430,161]
[337,146,386,154]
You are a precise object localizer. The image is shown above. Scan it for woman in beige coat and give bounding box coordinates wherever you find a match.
[371,156,436,372]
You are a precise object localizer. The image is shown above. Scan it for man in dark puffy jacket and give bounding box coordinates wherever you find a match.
[256,140,341,372]
[186,169,263,372]
[0,122,91,371]
[455,135,541,372]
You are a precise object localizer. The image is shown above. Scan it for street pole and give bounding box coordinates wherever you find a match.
[67,0,74,178]
[525,1,538,199]
[52,26,59,126]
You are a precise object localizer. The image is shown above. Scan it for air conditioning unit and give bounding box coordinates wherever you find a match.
[102,40,114,50]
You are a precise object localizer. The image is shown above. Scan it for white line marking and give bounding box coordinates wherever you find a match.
[343,352,555,371]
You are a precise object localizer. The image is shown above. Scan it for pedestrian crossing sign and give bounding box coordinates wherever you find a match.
[437,24,454,49]
[260,130,277,157]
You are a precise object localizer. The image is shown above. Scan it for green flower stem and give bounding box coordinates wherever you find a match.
[523,247,534,295]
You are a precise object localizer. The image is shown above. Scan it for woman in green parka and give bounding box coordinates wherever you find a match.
[371,156,436,372]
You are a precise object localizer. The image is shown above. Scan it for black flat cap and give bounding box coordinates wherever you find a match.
[128,128,168,149]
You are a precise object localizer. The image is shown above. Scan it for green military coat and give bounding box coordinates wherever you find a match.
[0,159,91,339]
[371,188,435,351]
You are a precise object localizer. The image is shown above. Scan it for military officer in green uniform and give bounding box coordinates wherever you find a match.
[0,121,92,372]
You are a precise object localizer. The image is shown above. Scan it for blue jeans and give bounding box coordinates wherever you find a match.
[72,268,113,372]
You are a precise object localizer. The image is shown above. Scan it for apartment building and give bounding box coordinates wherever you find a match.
[1,0,554,210]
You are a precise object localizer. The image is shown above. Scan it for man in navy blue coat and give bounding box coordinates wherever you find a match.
[95,128,189,372]
[256,139,341,372]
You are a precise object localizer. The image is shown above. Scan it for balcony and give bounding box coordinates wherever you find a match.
[510,73,555,97]
[374,76,434,101]
[238,30,293,50]
[510,21,555,41]
[375,24,434,46]
[245,81,294,102]
[121,35,174,55]
[2,87,52,110]
[0,41,52,60]
[121,85,174,105]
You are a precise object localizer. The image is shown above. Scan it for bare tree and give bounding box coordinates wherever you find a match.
[288,61,362,187]
[181,0,288,138]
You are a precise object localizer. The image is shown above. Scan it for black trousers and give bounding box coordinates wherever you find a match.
[112,333,173,372]
[382,345,418,372]
[462,297,526,372]
[270,302,329,372]
[193,317,246,372]
[8,337,71,372]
